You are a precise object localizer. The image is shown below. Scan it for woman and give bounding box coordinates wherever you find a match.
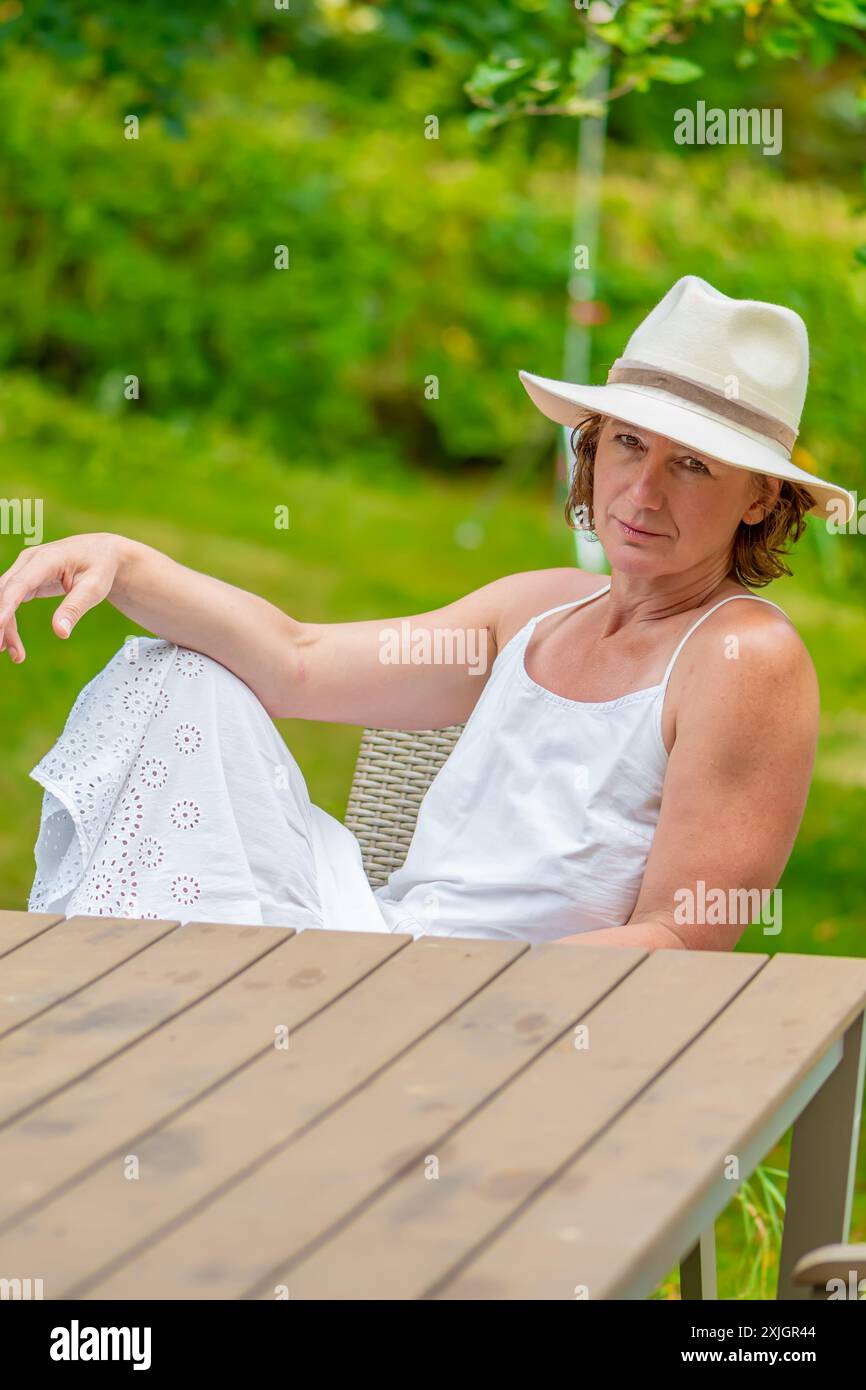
[1,275,854,950]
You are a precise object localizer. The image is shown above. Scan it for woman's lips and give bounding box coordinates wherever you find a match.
[615,517,666,540]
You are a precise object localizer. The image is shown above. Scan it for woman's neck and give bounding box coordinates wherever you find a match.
[599,564,744,637]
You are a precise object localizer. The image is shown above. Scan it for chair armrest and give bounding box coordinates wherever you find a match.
[792,1244,866,1290]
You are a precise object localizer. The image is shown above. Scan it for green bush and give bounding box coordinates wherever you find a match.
[1,44,864,557]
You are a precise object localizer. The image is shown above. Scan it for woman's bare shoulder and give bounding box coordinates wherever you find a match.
[671,592,817,719]
[491,566,607,652]
[660,591,817,756]
[686,590,810,663]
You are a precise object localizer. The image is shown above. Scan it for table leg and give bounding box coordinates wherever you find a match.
[777,1009,866,1300]
[680,1225,717,1300]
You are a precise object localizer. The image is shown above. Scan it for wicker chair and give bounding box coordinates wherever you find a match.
[344,725,464,888]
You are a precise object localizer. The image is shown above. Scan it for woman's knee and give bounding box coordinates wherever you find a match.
[94,638,266,721]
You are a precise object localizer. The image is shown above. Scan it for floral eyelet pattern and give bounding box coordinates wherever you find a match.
[121,688,150,717]
[170,873,201,907]
[28,638,327,932]
[27,638,178,913]
[109,788,145,847]
[173,722,203,756]
[137,756,168,790]
[143,644,168,664]
[137,835,165,870]
[176,651,205,679]
[111,732,137,763]
[169,799,201,832]
[80,854,139,917]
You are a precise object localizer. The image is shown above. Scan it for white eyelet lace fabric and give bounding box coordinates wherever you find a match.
[27,638,393,934]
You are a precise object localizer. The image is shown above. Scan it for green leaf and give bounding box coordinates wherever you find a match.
[465,108,507,135]
[569,45,605,89]
[534,57,562,83]
[528,56,563,93]
[465,59,529,97]
[591,20,624,47]
[561,95,608,118]
[814,0,866,29]
[606,4,673,55]
[762,29,805,59]
[807,22,840,65]
[643,55,704,84]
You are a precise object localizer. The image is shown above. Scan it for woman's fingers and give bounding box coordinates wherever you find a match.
[0,543,112,652]
[0,572,38,653]
[0,550,30,592]
[0,612,25,662]
[52,575,109,638]
[0,553,62,634]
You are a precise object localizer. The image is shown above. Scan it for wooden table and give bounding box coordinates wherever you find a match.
[1,910,864,1301]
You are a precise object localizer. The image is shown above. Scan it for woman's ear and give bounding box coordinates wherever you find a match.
[741,473,781,525]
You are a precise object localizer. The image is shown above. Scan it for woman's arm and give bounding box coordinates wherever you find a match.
[0,532,551,729]
[0,533,302,708]
[559,608,819,951]
[107,536,308,714]
[559,918,687,950]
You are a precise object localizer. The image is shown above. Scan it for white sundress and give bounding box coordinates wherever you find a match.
[27,587,790,942]
[27,636,386,935]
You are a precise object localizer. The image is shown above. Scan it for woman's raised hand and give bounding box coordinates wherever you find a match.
[0,532,125,663]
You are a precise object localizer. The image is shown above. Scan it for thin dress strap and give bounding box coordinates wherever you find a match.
[661,593,791,687]
[530,581,612,627]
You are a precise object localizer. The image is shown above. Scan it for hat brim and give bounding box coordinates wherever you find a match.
[519,370,856,524]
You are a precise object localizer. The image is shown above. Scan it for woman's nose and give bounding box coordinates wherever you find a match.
[625,458,666,508]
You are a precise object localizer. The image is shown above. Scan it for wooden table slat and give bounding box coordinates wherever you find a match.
[0,927,410,1228]
[0,921,297,1128]
[0,916,179,1037]
[91,941,651,1297]
[1,936,527,1297]
[265,949,768,1300]
[0,910,65,957]
[432,952,866,1300]
[4,910,865,1304]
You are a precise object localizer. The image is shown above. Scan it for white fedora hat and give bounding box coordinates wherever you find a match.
[519,274,855,523]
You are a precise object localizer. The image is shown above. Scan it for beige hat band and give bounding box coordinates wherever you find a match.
[606,357,798,453]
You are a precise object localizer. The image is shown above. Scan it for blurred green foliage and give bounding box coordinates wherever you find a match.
[0,36,865,554]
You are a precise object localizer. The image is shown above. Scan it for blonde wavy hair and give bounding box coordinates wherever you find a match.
[565,413,815,588]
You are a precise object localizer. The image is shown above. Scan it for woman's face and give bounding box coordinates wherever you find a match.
[591,416,779,579]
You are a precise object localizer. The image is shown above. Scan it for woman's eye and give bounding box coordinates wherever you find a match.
[683,457,710,474]
[616,433,641,448]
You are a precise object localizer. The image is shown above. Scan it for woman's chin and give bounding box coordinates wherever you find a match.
[604,538,670,574]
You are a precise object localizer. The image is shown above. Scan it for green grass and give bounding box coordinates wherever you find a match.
[2,371,864,1299]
